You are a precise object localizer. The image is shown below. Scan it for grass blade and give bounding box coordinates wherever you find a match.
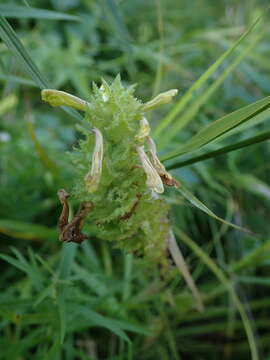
[103,0,131,45]
[175,228,259,360]
[158,31,264,148]
[0,219,57,241]
[0,5,80,21]
[153,10,267,138]
[176,185,252,234]
[0,16,49,88]
[167,231,204,312]
[58,243,77,280]
[167,128,270,169]
[0,16,81,120]
[162,95,270,161]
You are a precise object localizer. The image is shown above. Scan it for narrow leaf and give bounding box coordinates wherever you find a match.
[0,16,81,120]
[0,5,80,21]
[166,128,270,169]
[159,31,264,147]
[153,10,267,138]
[175,228,259,360]
[176,185,252,234]
[162,95,270,161]
[0,219,57,241]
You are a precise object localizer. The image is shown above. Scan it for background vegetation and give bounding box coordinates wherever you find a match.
[1,0,270,359]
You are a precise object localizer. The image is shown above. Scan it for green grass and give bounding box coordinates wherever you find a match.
[1,1,270,359]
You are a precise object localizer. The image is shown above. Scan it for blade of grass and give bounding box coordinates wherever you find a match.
[231,239,270,273]
[161,94,270,161]
[174,228,259,360]
[158,30,265,149]
[153,9,268,138]
[0,5,80,21]
[176,185,252,234]
[166,128,270,169]
[103,0,131,45]
[0,93,17,115]
[167,230,204,312]
[58,243,77,280]
[0,219,57,241]
[0,16,49,88]
[0,16,81,120]
[102,0,135,78]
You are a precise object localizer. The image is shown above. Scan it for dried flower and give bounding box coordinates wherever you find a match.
[136,145,164,194]
[147,136,179,187]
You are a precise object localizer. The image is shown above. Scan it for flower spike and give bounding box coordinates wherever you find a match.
[136,145,164,194]
[41,89,89,111]
[84,127,104,193]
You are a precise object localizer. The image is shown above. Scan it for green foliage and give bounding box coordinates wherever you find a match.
[1,0,270,359]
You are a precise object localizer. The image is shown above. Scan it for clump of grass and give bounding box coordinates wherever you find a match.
[1,1,270,359]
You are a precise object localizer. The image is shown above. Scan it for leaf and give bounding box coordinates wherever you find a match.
[162,95,270,161]
[70,303,149,342]
[57,290,67,344]
[26,117,61,180]
[166,128,270,170]
[0,16,81,121]
[58,243,77,280]
[0,16,49,89]
[153,10,267,138]
[0,94,17,115]
[231,239,270,272]
[176,184,252,234]
[0,219,57,240]
[0,247,43,292]
[175,228,259,360]
[0,5,81,21]
[0,73,36,87]
[167,231,204,312]
[103,0,131,45]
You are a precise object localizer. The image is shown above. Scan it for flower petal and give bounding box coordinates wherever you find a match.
[142,89,178,112]
[84,127,104,193]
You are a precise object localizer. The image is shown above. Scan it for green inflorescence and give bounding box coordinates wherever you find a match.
[41,77,205,311]
[42,76,177,265]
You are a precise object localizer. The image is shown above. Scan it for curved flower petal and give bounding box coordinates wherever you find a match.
[41,89,89,111]
[142,89,178,112]
[84,127,104,193]
[135,116,151,142]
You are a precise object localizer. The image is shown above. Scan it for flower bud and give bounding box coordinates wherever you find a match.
[41,89,89,111]
[135,116,150,142]
[142,89,178,112]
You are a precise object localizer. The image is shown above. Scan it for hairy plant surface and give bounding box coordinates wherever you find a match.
[42,78,178,266]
